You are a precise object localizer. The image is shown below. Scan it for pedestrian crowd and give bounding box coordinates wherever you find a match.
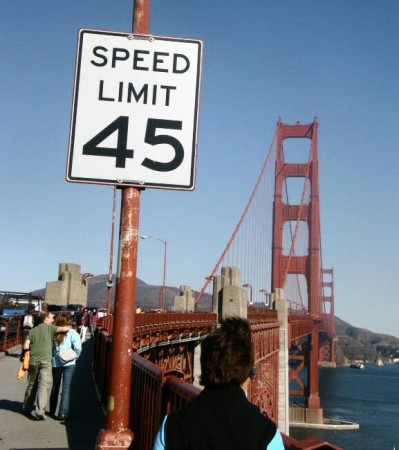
[19,305,99,422]
[18,309,283,449]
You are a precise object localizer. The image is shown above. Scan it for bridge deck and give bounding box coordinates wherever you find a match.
[0,338,105,450]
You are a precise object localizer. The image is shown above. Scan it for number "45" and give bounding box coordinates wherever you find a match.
[83,116,184,172]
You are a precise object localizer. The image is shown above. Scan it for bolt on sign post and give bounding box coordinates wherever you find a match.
[65,1,203,448]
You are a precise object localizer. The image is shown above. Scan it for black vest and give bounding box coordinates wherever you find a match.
[165,386,277,450]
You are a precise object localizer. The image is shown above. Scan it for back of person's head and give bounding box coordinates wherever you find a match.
[37,311,48,324]
[200,316,253,388]
[54,313,70,345]
[55,313,70,327]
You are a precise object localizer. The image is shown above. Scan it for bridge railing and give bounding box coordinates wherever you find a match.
[288,315,316,342]
[94,313,213,449]
[100,312,216,334]
[94,313,340,450]
[249,321,280,422]
[0,314,23,351]
[248,305,278,322]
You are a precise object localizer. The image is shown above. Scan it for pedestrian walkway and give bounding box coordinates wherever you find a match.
[0,338,105,449]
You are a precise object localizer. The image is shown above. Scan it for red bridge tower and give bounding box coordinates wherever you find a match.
[272,118,322,411]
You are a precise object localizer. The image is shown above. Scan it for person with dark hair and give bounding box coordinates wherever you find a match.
[78,308,89,343]
[89,308,99,337]
[22,311,71,420]
[153,316,284,450]
[49,313,81,421]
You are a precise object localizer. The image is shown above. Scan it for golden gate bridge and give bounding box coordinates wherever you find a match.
[94,118,338,448]
[0,119,338,449]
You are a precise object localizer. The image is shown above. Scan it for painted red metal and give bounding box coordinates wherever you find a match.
[248,305,279,322]
[271,119,321,409]
[130,353,165,450]
[283,435,341,450]
[97,188,141,449]
[96,1,150,447]
[289,316,315,341]
[0,315,22,351]
[249,322,280,422]
[96,316,280,446]
[132,0,150,34]
[94,314,340,450]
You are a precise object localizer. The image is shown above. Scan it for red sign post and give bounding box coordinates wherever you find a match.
[62,0,203,446]
[96,3,148,450]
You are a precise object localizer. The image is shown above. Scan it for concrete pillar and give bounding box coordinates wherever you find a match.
[193,343,202,389]
[173,285,195,311]
[211,275,222,314]
[217,267,247,319]
[45,262,88,306]
[274,288,290,435]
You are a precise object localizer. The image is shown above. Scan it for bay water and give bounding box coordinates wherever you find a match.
[290,363,399,449]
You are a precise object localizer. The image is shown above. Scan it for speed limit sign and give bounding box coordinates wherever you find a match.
[66,29,203,190]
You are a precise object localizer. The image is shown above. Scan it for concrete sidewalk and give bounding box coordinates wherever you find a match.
[0,339,106,450]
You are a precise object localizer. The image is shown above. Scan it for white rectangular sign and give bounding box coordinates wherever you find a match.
[67,29,203,190]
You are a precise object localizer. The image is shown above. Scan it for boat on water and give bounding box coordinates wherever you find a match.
[374,358,384,366]
[350,362,365,369]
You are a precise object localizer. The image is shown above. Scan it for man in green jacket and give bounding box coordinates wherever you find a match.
[23,311,71,420]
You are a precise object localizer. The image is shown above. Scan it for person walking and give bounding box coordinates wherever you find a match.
[78,308,89,343]
[89,308,99,337]
[50,313,82,421]
[153,317,284,450]
[22,311,71,420]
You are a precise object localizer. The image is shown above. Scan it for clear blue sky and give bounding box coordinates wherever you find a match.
[1,1,398,337]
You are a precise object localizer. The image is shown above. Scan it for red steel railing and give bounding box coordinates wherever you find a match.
[0,314,23,351]
[94,313,341,450]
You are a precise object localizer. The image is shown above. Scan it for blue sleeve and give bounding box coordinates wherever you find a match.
[71,330,82,356]
[152,415,167,450]
[267,429,284,450]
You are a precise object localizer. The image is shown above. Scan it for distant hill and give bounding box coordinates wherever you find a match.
[33,274,212,312]
[334,316,399,363]
[32,275,399,362]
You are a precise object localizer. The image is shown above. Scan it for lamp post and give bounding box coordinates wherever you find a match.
[259,289,270,307]
[107,186,117,315]
[140,235,167,310]
[242,283,253,305]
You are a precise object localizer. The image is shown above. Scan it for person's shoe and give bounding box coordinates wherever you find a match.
[31,411,46,420]
[56,414,68,421]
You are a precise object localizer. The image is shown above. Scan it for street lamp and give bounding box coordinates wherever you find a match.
[242,283,253,305]
[140,235,167,310]
[107,186,117,315]
[259,289,270,307]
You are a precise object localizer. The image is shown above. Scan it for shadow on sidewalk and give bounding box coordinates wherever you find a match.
[0,399,24,414]
[65,338,106,449]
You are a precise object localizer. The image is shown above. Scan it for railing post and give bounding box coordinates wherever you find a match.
[4,318,10,350]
